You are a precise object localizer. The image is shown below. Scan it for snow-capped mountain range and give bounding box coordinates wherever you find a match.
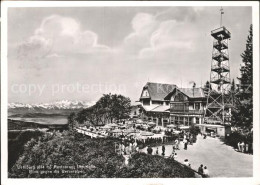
[8,100,95,110]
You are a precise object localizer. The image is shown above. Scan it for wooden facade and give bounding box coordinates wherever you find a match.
[138,82,206,127]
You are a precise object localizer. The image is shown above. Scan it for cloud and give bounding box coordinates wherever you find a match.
[46,53,64,58]
[139,20,196,59]
[155,7,198,22]
[123,13,158,53]
[124,8,199,58]
[17,15,110,61]
[17,34,53,61]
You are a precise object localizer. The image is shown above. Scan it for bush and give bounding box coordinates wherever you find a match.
[224,131,253,153]
[119,153,195,178]
[8,130,44,171]
[9,132,124,178]
[9,132,196,178]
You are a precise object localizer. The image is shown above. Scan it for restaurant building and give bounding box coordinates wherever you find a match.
[167,87,206,126]
[138,82,207,127]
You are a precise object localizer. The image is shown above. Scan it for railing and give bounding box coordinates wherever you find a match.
[211,26,231,38]
[76,127,107,138]
[170,109,204,114]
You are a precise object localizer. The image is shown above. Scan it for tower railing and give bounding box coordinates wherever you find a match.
[213,40,228,49]
[211,26,231,40]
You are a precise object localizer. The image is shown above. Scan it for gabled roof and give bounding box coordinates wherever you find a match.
[179,88,206,98]
[141,82,176,101]
[164,87,187,100]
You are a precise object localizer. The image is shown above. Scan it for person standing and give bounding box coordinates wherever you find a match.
[147,145,153,155]
[172,145,176,154]
[190,135,193,145]
[118,143,122,155]
[162,145,165,156]
[184,159,190,167]
[136,146,139,153]
[174,153,178,160]
[183,139,188,150]
[245,143,249,153]
[156,147,159,155]
[203,166,209,178]
[175,139,179,150]
[237,141,241,152]
[198,164,204,175]
[129,142,133,154]
[125,145,129,155]
[121,143,125,155]
[241,141,245,153]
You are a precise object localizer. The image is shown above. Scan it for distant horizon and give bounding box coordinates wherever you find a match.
[8,6,252,104]
[8,81,219,104]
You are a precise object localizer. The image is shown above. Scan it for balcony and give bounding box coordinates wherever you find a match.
[211,26,231,40]
[170,109,204,115]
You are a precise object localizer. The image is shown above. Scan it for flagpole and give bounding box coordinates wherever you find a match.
[220,7,224,27]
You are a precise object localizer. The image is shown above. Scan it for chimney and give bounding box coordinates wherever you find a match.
[193,83,196,97]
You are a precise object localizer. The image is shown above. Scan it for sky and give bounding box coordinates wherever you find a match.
[8,6,252,104]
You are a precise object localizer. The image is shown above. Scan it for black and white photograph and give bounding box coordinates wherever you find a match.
[1,1,259,184]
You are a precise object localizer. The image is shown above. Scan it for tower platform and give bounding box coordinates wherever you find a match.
[211,26,231,40]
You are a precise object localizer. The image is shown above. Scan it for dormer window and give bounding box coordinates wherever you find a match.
[142,89,149,97]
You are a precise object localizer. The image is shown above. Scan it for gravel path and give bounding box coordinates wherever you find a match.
[143,135,253,177]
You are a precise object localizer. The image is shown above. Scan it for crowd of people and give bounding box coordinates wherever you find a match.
[116,129,211,177]
[237,141,249,153]
[115,140,139,156]
[145,133,210,178]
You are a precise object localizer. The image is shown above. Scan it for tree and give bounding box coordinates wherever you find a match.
[203,81,212,95]
[235,24,253,129]
[231,79,236,92]
[67,112,77,130]
[72,94,131,126]
[238,24,253,98]
[9,132,125,178]
[9,132,196,178]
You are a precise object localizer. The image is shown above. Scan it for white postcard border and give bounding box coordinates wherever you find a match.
[1,1,259,185]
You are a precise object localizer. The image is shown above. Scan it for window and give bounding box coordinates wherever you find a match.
[142,89,149,97]
[152,101,163,105]
[170,116,175,123]
[175,93,184,102]
[143,100,150,105]
[171,103,188,112]
[195,103,200,110]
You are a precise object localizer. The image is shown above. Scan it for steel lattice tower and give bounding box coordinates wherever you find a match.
[204,8,233,125]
